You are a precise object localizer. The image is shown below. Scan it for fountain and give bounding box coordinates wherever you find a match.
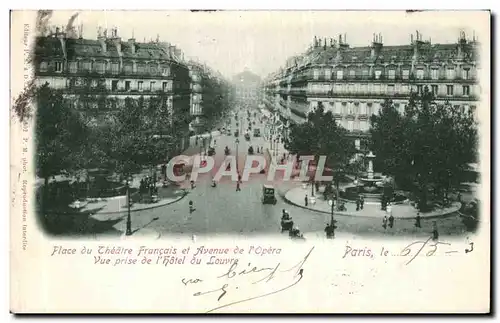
[341,151,405,203]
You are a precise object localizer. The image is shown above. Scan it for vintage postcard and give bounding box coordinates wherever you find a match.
[10,10,490,313]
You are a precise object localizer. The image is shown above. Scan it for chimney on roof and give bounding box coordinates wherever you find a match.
[128,38,136,54]
[56,29,67,60]
[338,33,349,50]
[371,32,383,58]
[412,30,425,60]
[457,30,469,60]
[323,38,327,50]
[97,26,107,52]
[110,27,122,55]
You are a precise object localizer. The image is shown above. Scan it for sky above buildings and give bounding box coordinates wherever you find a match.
[42,10,487,80]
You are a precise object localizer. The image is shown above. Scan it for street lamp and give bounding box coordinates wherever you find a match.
[326,199,337,239]
[125,175,133,236]
[328,199,335,225]
[235,138,240,172]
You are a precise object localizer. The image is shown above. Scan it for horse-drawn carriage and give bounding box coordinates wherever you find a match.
[281,218,294,232]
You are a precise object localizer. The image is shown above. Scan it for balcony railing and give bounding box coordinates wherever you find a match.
[285,71,478,84]
[36,69,177,80]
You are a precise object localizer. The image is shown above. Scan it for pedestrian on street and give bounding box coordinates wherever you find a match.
[360,195,365,210]
[356,199,360,211]
[236,181,241,191]
[190,180,195,189]
[305,194,308,207]
[388,214,395,229]
[432,221,439,241]
[415,213,422,228]
[382,216,388,230]
[189,200,195,213]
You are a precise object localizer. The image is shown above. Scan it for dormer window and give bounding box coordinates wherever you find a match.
[54,61,63,73]
[39,61,48,72]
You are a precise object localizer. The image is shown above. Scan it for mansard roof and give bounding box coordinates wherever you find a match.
[34,36,186,65]
[299,42,478,67]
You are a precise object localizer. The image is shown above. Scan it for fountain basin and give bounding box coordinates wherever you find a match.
[341,184,408,203]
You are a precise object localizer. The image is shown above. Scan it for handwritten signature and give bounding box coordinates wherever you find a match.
[182,247,314,313]
[399,236,474,265]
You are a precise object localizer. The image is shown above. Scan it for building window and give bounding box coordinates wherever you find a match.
[324,69,331,79]
[416,69,424,80]
[347,103,354,115]
[349,70,356,79]
[431,85,438,95]
[96,62,105,74]
[67,61,77,73]
[462,68,470,80]
[374,84,381,94]
[360,103,366,115]
[54,61,63,72]
[313,69,320,80]
[111,80,118,91]
[347,120,354,131]
[125,81,131,91]
[402,69,410,80]
[150,81,156,91]
[388,84,395,94]
[463,85,470,96]
[82,61,92,72]
[373,103,380,115]
[417,85,423,94]
[39,61,48,72]
[149,64,158,75]
[388,69,396,80]
[446,85,454,96]
[431,69,439,80]
[162,82,168,91]
[470,105,476,115]
[138,81,143,91]
[336,70,343,80]
[399,103,405,115]
[111,62,119,74]
[362,69,369,78]
[446,68,455,80]
[375,70,382,79]
[335,102,342,114]
[162,66,170,76]
[348,84,354,93]
[355,139,360,149]
[137,63,145,73]
[124,63,133,74]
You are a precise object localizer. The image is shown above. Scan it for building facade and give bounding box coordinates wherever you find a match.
[263,31,480,151]
[188,61,234,133]
[34,26,192,153]
[233,70,262,105]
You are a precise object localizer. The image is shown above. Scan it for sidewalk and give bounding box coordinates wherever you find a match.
[284,186,462,220]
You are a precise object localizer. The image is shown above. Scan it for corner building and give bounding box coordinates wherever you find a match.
[263,31,480,152]
[33,27,192,153]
